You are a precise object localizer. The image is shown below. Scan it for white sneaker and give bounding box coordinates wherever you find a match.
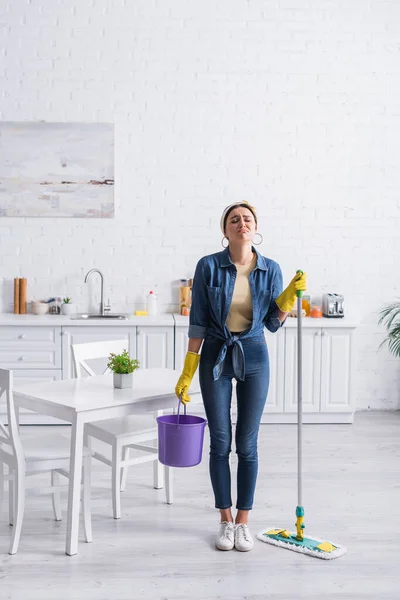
[234,524,254,552]
[216,521,235,551]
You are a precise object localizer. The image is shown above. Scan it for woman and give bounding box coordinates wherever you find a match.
[175,201,307,552]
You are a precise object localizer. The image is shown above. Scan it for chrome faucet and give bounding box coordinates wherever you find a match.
[84,269,110,315]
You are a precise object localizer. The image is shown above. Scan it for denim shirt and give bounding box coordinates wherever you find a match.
[189,247,286,381]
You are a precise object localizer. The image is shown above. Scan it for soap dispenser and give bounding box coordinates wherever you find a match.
[146,290,157,316]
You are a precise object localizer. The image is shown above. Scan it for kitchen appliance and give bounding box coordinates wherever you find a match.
[322,293,344,318]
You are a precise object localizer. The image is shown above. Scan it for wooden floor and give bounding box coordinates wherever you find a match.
[1,411,399,600]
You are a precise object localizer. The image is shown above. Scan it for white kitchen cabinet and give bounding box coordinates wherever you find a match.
[284,327,322,413]
[0,326,63,424]
[136,326,174,369]
[263,329,285,414]
[0,326,61,369]
[284,326,355,423]
[0,316,357,425]
[174,326,190,370]
[0,326,61,344]
[61,325,174,377]
[320,328,354,413]
[0,349,61,370]
[62,326,136,379]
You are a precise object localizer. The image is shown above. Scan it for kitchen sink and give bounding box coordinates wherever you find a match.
[71,314,128,320]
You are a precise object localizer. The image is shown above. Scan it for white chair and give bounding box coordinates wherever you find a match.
[0,369,92,554]
[71,340,173,520]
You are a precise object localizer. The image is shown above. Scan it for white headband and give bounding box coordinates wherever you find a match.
[220,201,257,234]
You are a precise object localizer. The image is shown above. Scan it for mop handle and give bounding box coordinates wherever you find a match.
[296,271,304,508]
[177,394,187,424]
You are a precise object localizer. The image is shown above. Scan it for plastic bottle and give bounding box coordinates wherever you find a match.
[146,290,158,316]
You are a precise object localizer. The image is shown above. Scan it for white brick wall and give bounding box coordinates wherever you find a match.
[1,0,399,409]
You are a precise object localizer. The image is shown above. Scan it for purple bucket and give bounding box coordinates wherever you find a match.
[157,399,207,467]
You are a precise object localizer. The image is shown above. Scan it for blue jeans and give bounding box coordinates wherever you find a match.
[199,334,270,511]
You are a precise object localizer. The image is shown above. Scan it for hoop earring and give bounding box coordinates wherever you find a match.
[252,233,263,246]
[221,237,229,248]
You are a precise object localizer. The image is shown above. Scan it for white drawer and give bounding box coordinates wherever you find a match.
[0,349,61,369]
[0,326,61,368]
[0,326,61,345]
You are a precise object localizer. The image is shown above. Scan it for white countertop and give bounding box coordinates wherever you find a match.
[0,313,358,328]
[0,314,175,327]
[173,314,359,328]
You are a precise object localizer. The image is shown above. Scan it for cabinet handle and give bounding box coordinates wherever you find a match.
[18,334,26,339]
[137,329,142,335]
[322,330,327,336]
[315,331,320,336]
[19,356,25,361]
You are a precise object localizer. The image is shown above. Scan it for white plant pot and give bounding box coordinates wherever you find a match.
[113,373,133,389]
[61,303,76,316]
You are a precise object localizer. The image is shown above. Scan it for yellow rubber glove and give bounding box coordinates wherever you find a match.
[175,351,200,405]
[275,271,308,313]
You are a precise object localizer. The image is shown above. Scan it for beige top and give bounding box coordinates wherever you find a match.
[226,254,256,333]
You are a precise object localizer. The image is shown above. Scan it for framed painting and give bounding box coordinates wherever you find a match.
[0,122,114,217]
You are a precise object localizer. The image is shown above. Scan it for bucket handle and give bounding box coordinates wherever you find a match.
[177,394,187,424]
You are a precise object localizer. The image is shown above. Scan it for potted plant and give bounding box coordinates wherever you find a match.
[61,297,76,316]
[378,300,400,357]
[107,349,140,389]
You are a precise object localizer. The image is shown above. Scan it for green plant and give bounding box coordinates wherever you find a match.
[378,300,400,358]
[63,297,72,304]
[107,350,140,374]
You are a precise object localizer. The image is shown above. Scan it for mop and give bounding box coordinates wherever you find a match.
[257,274,347,559]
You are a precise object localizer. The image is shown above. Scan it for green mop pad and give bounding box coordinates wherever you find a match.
[257,527,347,560]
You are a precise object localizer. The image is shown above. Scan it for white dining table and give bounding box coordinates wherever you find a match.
[13,369,201,556]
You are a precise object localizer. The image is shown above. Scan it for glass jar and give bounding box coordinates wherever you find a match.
[48,298,58,314]
[310,297,323,318]
[302,295,311,317]
[179,279,192,316]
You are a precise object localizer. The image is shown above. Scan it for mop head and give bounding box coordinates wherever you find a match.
[257,528,347,560]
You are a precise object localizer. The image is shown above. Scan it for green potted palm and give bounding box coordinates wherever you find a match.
[378,300,400,357]
[107,349,140,389]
